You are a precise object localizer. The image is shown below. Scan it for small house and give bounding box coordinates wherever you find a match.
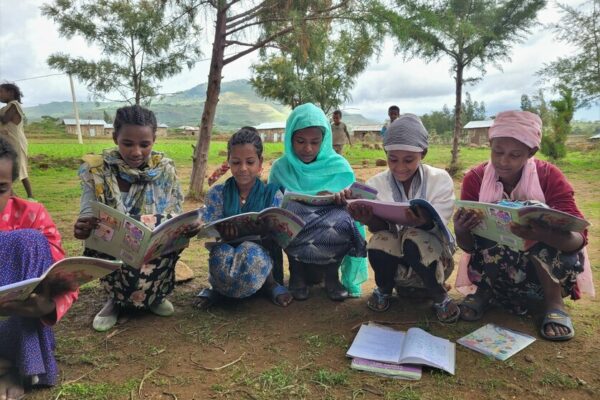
[588,133,600,142]
[352,125,382,142]
[104,122,114,136]
[178,126,200,135]
[157,123,168,137]
[463,120,493,146]
[63,119,108,137]
[255,122,286,142]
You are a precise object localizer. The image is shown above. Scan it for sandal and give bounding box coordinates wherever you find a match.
[270,284,293,307]
[194,288,221,309]
[458,293,489,322]
[540,309,575,341]
[367,288,391,312]
[433,295,460,323]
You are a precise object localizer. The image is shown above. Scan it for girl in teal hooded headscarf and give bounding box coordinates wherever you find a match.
[269,103,368,300]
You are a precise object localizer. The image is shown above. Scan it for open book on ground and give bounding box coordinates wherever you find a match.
[197,207,305,249]
[347,198,454,247]
[0,257,122,305]
[282,182,378,207]
[457,323,536,361]
[86,202,203,268]
[350,358,422,380]
[346,324,455,375]
[455,200,589,251]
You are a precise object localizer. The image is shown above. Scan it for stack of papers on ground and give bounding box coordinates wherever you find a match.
[346,324,455,379]
[457,323,536,361]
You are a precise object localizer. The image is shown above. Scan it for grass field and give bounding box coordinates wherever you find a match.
[13,135,600,400]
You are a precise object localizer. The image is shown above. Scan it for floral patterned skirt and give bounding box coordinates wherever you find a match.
[84,248,178,309]
[467,237,583,311]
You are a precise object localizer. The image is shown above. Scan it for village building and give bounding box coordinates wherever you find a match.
[177,126,200,135]
[63,119,168,136]
[463,120,494,146]
[352,125,382,142]
[254,122,285,142]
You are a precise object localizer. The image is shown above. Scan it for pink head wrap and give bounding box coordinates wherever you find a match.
[488,110,542,149]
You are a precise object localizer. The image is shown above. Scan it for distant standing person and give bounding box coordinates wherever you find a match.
[0,83,33,199]
[380,105,400,138]
[331,110,352,154]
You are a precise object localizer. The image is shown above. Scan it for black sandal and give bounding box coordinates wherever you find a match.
[458,293,489,321]
[194,288,221,309]
[367,288,391,312]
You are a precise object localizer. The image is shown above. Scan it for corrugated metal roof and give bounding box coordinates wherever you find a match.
[464,120,494,129]
[589,133,600,139]
[255,122,286,130]
[353,125,382,132]
[63,119,107,126]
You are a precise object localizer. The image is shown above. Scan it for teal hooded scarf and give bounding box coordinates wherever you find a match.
[268,103,367,296]
[269,103,356,194]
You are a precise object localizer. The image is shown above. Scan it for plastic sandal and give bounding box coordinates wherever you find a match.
[194,288,221,309]
[270,284,293,307]
[367,288,391,312]
[458,293,488,322]
[540,309,575,341]
[433,295,460,323]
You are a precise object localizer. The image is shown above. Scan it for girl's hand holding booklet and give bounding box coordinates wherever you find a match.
[281,182,378,207]
[455,200,589,251]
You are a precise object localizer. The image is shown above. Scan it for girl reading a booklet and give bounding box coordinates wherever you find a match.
[454,110,590,341]
[73,105,186,332]
[0,137,78,398]
[347,114,458,322]
[269,103,367,301]
[194,127,293,308]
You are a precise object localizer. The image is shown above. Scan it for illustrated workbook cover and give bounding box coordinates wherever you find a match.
[85,202,203,267]
[0,257,122,305]
[198,207,305,249]
[346,324,455,375]
[455,200,589,251]
[457,323,536,361]
[281,182,378,207]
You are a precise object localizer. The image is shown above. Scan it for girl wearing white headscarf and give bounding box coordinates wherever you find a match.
[348,114,458,322]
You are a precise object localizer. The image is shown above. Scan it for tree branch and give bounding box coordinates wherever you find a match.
[226,1,267,26]
[224,25,294,64]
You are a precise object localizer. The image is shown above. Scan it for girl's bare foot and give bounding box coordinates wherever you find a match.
[0,364,25,400]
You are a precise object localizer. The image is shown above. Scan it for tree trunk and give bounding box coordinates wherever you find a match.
[449,62,464,175]
[188,6,227,199]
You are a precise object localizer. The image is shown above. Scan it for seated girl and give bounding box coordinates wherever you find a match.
[0,136,78,399]
[194,127,293,308]
[73,105,187,332]
[269,103,367,301]
[347,114,458,322]
[454,110,589,341]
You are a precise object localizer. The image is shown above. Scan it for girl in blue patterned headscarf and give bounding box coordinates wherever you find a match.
[269,103,367,301]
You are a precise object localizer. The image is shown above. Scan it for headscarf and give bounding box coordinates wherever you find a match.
[383,113,428,153]
[79,148,184,216]
[268,103,355,195]
[222,177,281,217]
[488,110,542,149]
[480,110,545,203]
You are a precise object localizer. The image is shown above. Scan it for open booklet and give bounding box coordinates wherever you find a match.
[197,207,305,249]
[346,323,455,375]
[281,182,378,207]
[0,257,122,306]
[457,323,536,361]
[347,198,455,248]
[85,202,203,268]
[350,358,422,380]
[455,200,590,251]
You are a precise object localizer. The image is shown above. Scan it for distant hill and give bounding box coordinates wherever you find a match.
[24,79,377,132]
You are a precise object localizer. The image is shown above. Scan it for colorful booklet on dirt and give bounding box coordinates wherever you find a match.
[346,324,455,375]
[197,207,305,249]
[0,257,122,306]
[86,202,203,268]
[457,323,536,361]
[350,358,422,380]
[347,198,455,247]
[455,200,589,251]
[281,182,378,207]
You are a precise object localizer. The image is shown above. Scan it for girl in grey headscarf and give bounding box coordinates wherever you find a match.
[348,114,459,322]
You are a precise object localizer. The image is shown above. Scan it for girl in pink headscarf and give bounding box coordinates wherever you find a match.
[454,110,590,341]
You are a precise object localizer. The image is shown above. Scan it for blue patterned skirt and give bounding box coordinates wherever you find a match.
[0,229,59,386]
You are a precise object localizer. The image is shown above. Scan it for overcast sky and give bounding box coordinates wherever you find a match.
[1,0,598,122]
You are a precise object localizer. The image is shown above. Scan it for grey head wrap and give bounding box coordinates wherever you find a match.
[383,113,428,153]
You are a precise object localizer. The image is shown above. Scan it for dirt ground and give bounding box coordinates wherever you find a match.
[28,164,600,400]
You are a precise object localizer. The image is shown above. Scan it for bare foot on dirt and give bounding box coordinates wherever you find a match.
[0,362,25,400]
